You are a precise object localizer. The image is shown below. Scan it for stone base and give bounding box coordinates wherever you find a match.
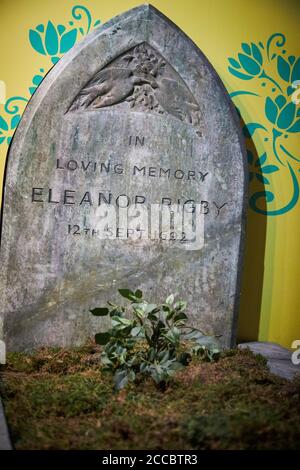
[238,341,300,381]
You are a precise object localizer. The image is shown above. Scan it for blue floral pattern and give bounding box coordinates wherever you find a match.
[29,5,100,64]
[1,16,299,217]
[0,5,100,148]
[228,33,300,216]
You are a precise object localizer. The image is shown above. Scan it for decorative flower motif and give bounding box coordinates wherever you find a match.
[228,33,300,214]
[29,21,78,64]
[277,56,300,86]
[0,114,21,145]
[228,42,263,80]
[29,71,45,95]
[28,6,101,64]
[0,5,101,147]
[248,151,279,185]
[265,95,300,133]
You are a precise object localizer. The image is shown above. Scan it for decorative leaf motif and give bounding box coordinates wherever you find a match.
[277,56,290,82]
[251,43,263,65]
[32,74,43,86]
[291,57,300,82]
[247,150,254,164]
[277,102,296,129]
[57,25,66,35]
[241,43,251,55]
[243,122,267,137]
[256,152,267,167]
[11,115,20,129]
[265,97,278,124]
[256,173,269,185]
[29,29,46,55]
[60,29,77,54]
[238,53,260,75]
[1,5,102,149]
[261,165,279,174]
[0,116,9,131]
[228,66,252,80]
[275,95,286,108]
[288,55,295,65]
[228,58,241,69]
[287,119,300,133]
[45,21,59,55]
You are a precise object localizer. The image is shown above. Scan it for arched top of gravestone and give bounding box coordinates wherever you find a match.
[7,3,246,161]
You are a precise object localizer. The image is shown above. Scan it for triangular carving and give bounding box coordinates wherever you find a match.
[69,42,201,128]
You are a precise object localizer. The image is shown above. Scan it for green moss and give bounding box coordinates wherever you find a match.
[1,346,300,450]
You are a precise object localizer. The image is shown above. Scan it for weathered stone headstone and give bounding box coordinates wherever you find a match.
[0,5,247,351]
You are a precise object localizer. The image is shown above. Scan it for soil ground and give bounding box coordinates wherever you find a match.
[1,344,300,450]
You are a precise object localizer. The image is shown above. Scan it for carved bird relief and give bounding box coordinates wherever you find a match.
[69,42,201,129]
[70,66,158,110]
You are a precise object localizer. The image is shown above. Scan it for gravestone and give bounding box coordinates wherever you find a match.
[0,5,247,351]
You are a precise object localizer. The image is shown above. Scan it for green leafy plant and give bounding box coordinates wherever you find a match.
[90,289,220,390]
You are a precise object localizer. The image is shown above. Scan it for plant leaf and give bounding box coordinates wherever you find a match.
[166,294,174,305]
[174,311,188,322]
[90,307,109,316]
[135,289,143,298]
[118,288,136,301]
[114,369,129,390]
[131,326,143,337]
[95,332,111,345]
[174,300,187,310]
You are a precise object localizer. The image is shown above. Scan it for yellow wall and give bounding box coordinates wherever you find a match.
[1,0,300,347]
